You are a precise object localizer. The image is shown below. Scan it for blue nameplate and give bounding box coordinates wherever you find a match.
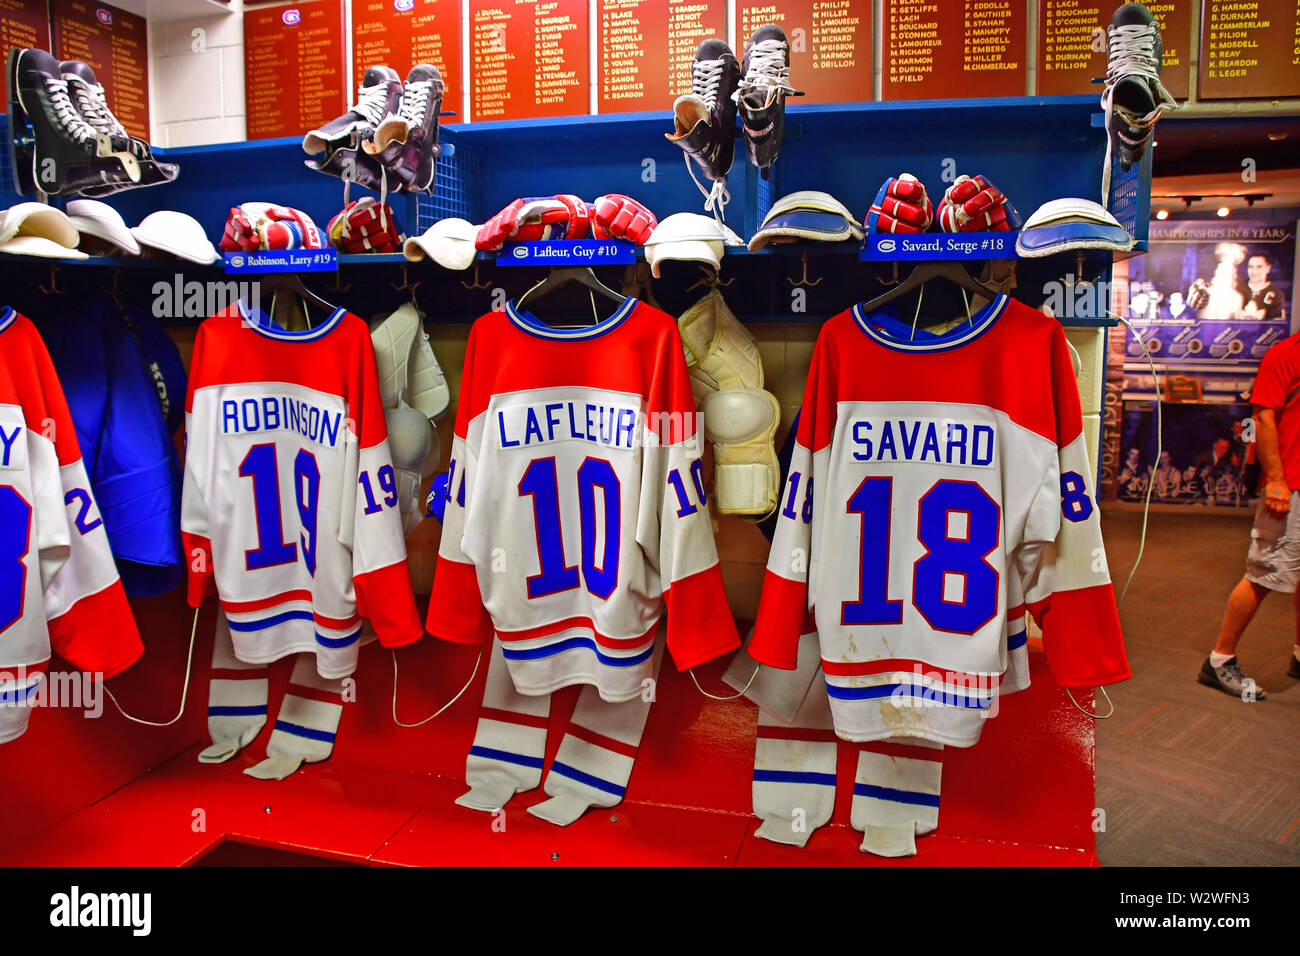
[861,232,1019,261]
[498,240,636,266]
[225,249,339,274]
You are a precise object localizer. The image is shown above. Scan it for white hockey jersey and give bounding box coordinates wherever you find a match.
[182,302,422,679]
[0,307,143,743]
[750,294,1130,747]
[429,298,740,701]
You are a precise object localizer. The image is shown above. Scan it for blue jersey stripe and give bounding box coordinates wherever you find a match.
[273,720,336,743]
[825,682,992,709]
[853,782,941,808]
[226,609,314,631]
[0,678,41,703]
[316,627,362,649]
[549,760,626,797]
[500,636,654,667]
[209,704,268,717]
[1007,628,1028,650]
[469,745,545,770]
[754,769,836,787]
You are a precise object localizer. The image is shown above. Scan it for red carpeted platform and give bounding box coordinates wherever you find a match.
[0,592,1098,866]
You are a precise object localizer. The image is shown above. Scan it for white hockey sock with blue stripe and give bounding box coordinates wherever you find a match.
[850,739,943,857]
[199,616,269,763]
[752,675,837,847]
[528,643,663,827]
[245,655,345,780]
[457,637,551,812]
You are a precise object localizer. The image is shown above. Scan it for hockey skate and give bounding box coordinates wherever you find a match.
[666,38,740,219]
[364,63,444,194]
[61,59,178,193]
[303,64,402,163]
[735,24,799,180]
[7,47,139,196]
[1100,2,1176,200]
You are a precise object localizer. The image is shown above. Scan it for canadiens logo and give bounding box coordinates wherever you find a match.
[394,0,415,10]
[282,8,302,25]
[877,238,896,253]
[230,254,245,268]
[511,245,528,259]
[95,7,112,24]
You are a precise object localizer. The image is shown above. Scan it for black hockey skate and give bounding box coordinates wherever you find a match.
[8,47,139,196]
[303,64,402,162]
[365,63,444,194]
[735,24,799,180]
[61,59,178,192]
[1102,3,1176,172]
[666,38,741,217]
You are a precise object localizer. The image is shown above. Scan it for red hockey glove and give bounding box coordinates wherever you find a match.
[865,173,933,234]
[938,175,1013,232]
[329,198,405,254]
[219,206,261,252]
[259,205,325,249]
[475,195,590,250]
[591,193,658,245]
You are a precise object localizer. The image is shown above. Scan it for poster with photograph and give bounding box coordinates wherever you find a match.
[1118,400,1254,508]
[1123,219,1295,375]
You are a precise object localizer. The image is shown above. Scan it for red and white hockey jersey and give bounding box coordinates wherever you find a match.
[430,297,740,701]
[182,302,422,679]
[750,294,1130,747]
[0,307,143,743]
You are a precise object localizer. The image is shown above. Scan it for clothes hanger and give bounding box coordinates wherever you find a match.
[252,273,337,330]
[857,260,1000,317]
[514,266,626,325]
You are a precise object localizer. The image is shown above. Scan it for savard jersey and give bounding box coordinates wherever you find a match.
[0,308,143,743]
[181,303,422,679]
[750,294,1131,746]
[430,298,740,702]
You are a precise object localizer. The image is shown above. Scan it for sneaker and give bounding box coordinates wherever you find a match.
[734,24,798,180]
[1287,654,1300,680]
[1101,3,1176,173]
[666,38,740,218]
[1197,656,1266,701]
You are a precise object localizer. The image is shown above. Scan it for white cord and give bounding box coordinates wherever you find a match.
[390,647,482,727]
[103,606,199,727]
[733,39,796,102]
[1113,311,1161,605]
[690,664,758,701]
[683,154,730,224]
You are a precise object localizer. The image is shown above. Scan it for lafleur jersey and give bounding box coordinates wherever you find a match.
[750,294,1131,747]
[0,308,143,743]
[430,298,740,702]
[182,303,422,679]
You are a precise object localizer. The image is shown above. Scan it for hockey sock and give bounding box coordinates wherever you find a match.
[850,739,943,857]
[751,674,837,847]
[457,637,550,812]
[199,616,269,763]
[1210,651,1235,667]
[244,655,345,780]
[528,642,663,827]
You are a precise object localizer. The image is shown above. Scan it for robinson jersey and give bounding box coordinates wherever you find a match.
[750,294,1130,747]
[182,302,422,679]
[430,298,740,702]
[0,308,143,743]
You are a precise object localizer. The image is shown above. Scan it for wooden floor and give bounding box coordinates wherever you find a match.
[1099,506,1300,866]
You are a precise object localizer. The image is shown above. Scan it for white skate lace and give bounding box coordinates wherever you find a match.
[399,79,435,126]
[734,39,795,102]
[683,153,730,224]
[353,79,393,126]
[73,80,127,137]
[45,78,98,147]
[691,57,727,110]
[1100,22,1177,207]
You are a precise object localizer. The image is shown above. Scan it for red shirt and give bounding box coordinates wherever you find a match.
[1250,331,1300,489]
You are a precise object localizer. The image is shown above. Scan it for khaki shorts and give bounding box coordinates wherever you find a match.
[1245,491,1300,593]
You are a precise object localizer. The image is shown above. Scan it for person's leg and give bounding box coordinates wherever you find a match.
[1290,590,1300,679]
[1212,577,1269,658]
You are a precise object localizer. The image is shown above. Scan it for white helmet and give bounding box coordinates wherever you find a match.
[643,212,727,278]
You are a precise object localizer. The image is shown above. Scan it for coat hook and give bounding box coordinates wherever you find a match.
[392,262,421,294]
[38,263,65,295]
[324,268,352,293]
[787,253,822,287]
[686,264,736,293]
[876,260,901,287]
[103,267,125,298]
[460,259,491,290]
